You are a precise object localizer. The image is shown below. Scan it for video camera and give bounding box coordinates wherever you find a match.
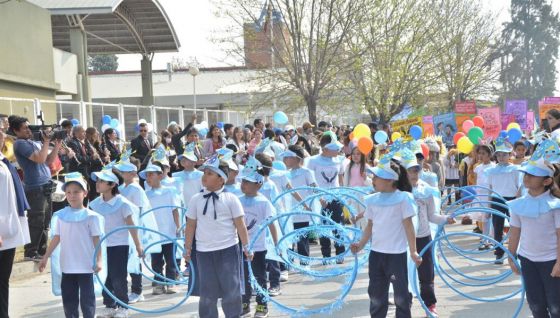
[29,124,68,141]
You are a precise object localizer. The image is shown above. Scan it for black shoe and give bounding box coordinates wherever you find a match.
[472,227,482,234]
[24,253,43,262]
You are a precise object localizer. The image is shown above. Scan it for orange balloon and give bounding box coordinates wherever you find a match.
[357,137,374,155]
[349,132,355,140]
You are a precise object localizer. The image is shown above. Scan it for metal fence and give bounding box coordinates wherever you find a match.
[0,97,249,142]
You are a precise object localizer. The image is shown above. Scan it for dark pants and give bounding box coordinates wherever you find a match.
[0,248,15,318]
[102,245,129,308]
[151,243,177,284]
[130,263,142,295]
[490,196,514,258]
[416,235,436,307]
[197,244,243,318]
[24,183,53,257]
[61,273,95,318]
[444,179,460,204]
[266,260,280,289]
[243,251,267,306]
[293,222,310,264]
[320,200,345,258]
[368,251,412,318]
[519,255,560,318]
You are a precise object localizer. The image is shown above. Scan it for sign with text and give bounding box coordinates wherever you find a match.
[422,116,434,136]
[391,117,423,138]
[454,101,477,114]
[504,100,528,129]
[477,107,501,139]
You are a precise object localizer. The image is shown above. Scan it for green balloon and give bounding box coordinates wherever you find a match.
[467,127,484,145]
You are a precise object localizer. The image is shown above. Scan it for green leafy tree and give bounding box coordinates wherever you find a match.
[88,54,119,72]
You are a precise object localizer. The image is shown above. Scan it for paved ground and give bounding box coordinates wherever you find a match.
[9,225,532,317]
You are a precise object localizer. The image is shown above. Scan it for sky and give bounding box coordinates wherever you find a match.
[117,0,560,93]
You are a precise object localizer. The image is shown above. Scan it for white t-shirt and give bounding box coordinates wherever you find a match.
[172,170,203,206]
[488,166,520,198]
[146,186,181,239]
[186,188,245,252]
[286,167,317,223]
[260,179,280,202]
[414,181,447,238]
[305,155,344,189]
[510,207,560,262]
[365,191,416,254]
[89,195,134,247]
[239,194,275,252]
[54,209,103,273]
[474,163,495,191]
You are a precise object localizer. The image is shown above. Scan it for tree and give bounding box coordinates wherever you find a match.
[88,54,119,72]
[500,0,560,108]
[431,0,500,109]
[215,0,367,124]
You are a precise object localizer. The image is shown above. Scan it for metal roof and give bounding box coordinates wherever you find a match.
[28,0,180,54]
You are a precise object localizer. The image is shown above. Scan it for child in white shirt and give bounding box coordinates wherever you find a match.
[473,145,496,250]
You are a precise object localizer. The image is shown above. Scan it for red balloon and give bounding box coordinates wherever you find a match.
[473,116,485,128]
[421,143,429,159]
[453,132,465,145]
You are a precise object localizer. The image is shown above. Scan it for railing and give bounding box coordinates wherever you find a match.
[0,97,249,142]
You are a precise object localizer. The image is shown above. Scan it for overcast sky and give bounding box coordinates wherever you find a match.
[117,0,560,93]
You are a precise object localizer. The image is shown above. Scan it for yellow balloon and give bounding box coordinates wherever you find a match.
[391,132,402,142]
[507,122,520,131]
[353,123,371,139]
[457,136,474,154]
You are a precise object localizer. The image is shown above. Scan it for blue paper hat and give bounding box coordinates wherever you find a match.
[216,147,238,171]
[324,140,343,152]
[241,156,264,184]
[152,144,170,167]
[119,148,133,163]
[281,149,301,159]
[255,138,272,154]
[397,148,419,169]
[199,154,228,180]
[518,157,554,177]
[367,153,398,180]
[530,139,560,163]
[242,171,264,184]
[178,142,198,162]
[62,172,88,191]
[138,161,163,179]
[91,169,120,184]
[114,161,137,172]
[102,160,117,171]
[494,137,513,153]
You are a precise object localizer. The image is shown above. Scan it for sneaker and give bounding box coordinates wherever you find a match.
[254,305,268,318]
[472,226,482,234]
[96,307,116,318]
[113,308,129,318]
[427,304,439,317]
[128,292,144,304]
[242,303,251,316]
[24,253,43,262]
[268,286,281,297]
[152,285,165,295]
[336,258,344,265]
[279,271,289,282]
[478,243,490,251]
[494,256,504,265]
[166,285,177,294]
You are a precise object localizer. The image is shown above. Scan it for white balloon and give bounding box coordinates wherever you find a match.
[146,123,154,132]
[59,118,68,125]
[101,124,111,132]
[168,121,177,128]
[200,121,208,129]
[138,119,147,125]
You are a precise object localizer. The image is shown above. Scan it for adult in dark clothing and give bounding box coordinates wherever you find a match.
[66,126,94,179]
[130,123,153,167]
[101,128,121,162]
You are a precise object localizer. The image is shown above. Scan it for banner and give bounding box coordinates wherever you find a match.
[501,114,515,130]
[538,102,560,123]
[433,113,457,146]
[422,116,434,136]
[455,114,476,132]
[454,101,477,114]
[391,117,423,137]
[526,111,535,132]
[504,100,528,129]
[477,107,501,139]
[544,97,560,104]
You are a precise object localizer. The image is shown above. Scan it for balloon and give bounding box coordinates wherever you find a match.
[101,124,111,133]
[198,127,209,137]
[357,137,374,155]
[391,132,402,142]
[473,116,485,128]
[58,118,68,125]
[146,123,154,132]
[457,136,474,154]
[200,121,209,129]
[349,132,355,140]
[507,122,521,131]
[102,115,112,125]
[421,143,429,158]
[508,128,522,143]
[462,120,474,133]
[273,111,289,125]
[467,127,484,145]
[353,123,371,139]
[135,124,140,132]
[70,119,79,126]
[216,122,224,129]
[453,132,465,145]
[110,118,119,128]
[409,125,422,140]
[138,119,147,125]
[499,130,508,138]
[374,131,388,144]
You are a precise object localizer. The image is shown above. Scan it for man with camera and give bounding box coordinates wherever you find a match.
[8,115,61,262]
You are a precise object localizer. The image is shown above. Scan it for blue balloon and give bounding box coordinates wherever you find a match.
[198,128,209,137]
[374,130,388,144]
[272,160,287,171]
[135,124,140,132]
[409,125,422,140]
[217,122,224,129]
[110,118,119,128]
[499,130,508,138]
[102,115,112,125]
[273,111,289,125]
[70,119,79,126]
[507,128,522,143]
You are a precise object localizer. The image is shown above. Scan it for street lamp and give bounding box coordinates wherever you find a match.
[189,65,200,112]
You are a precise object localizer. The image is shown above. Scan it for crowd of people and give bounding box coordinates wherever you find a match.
[0,111,559,318]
